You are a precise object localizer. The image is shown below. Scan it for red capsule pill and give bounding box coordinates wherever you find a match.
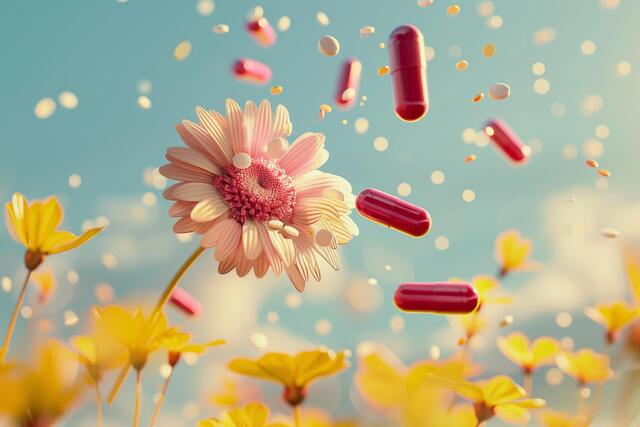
[335,58,362,109]
[232,59,272,85]
[394,282,479,314]
[485,119,529,164]
[169,287,202,317]
[246,17,277,48]
[388,25,429,122]
[356,188,431,238]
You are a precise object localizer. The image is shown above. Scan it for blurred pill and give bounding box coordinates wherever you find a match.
[335,59,362,109]
[485,119,528,164]
[170,287,202,316]
[389,25,429,122]
[394,282,479,314]
[232,59,272,85]
[488,83,510,100]
[360,26,375,37]
[246,17,277,47]
[318,35,340,56]
[356,188,431,238]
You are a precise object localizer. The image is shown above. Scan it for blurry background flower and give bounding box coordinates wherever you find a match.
[497,332,559,392]
[428,374,545,426]
[556,349,613,386]
[495,230,537,278]
[198,402,288,427]
[584,301,638,344]
[538,409,588,427]
[161,99,358,292]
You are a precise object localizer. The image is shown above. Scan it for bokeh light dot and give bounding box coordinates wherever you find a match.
[435,236,450,250]
[373,136,389,151]
[556,312,573,328]
[462,189,476,202]
[397,182,412,196]
[431,170,445,185]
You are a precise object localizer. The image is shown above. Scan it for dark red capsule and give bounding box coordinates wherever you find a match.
[246,17,277,47]
[232,59,272,85]
[388,25,429,122]
[394,282,479,314]
[485,119,529,164]
[169,287,202,317]
[356,188,431,238]
[335,58,362,109]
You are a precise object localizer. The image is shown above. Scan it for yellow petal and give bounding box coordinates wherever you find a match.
[354,349,407,408]
[496,230,533,273]
[497,332,530,367]
[494,403,531,425]
[556,349,613,384]
[257,353,296,386]
[426,374,484,402]
[25,200,43,250]
[480,375,526,406]
[293,350,349,387]
[531,337,560,367]
[228,357,284,384]
[539,409,588,427]
[5,193,29,247]
[473,275,499,301]
[45,226,104,254]
[228,402,269,426]
[37,197,63,250]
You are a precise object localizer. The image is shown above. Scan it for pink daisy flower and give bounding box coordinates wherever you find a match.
[161,99,359,291]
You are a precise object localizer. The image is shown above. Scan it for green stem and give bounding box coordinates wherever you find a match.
[133,370,142,427]
[0,269,33,363]
[149,367,174,427]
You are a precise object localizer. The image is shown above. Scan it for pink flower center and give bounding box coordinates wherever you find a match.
[213,157,296,224]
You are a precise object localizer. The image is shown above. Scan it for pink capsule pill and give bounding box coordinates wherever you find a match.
[356,188,431,238]
[169,287,202,317]
[246,17,277,48]
[232,59,272,85]
[394,282,479,314]
[335,58,362,109]
[388,25,429,122]
[485,119,528,163]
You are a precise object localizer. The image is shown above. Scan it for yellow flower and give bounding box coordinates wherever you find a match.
[71,334,126,382]
[556,348,613,385]
[5,193,104,269]
[198,402,288,427]
[93,305,178,371]
[30,267,57,304]
[428,374,545,425]
[497,332,560,374]
[160,331,225,366]
[623,243,640,304]
[539,409,588,427]
[450,276,510,344]
[229,349,349,406]
[495,230,536,277]
[0,340,86,426]
[279,408,357,427]
[354,345,479,427]
[585,301,639,343]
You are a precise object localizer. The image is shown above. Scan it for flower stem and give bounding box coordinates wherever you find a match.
[292,406,302,427]
[0,269,33,363]
[149,367,174,427]
[524,372,533,395]
[95,380,104,427]
[152,246,205,316]
[108,246,204,403]
[133,370,143,427]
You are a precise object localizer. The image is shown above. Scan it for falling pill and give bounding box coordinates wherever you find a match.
[318,35,340,57]
[488,83,510,100]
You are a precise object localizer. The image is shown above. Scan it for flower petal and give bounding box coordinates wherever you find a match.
[497,332,529,368]
[277,133,328,177]
[5,193,29,247]
[480,375,526,406]
[214,219,242,260]
[251,99,273,156]
[190,196,228,223]
[257,224,284,276]
[494,404,531,425]
[195,107,233,163]
[267,228,295,266]
[166,147,221,175]
[242,221,262,260]
[272,104,291,138]
[45,227,104,255]
[225,98,247,155]
[163,182,219,202]
[160,164,212,184]
[177,120,229,167]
